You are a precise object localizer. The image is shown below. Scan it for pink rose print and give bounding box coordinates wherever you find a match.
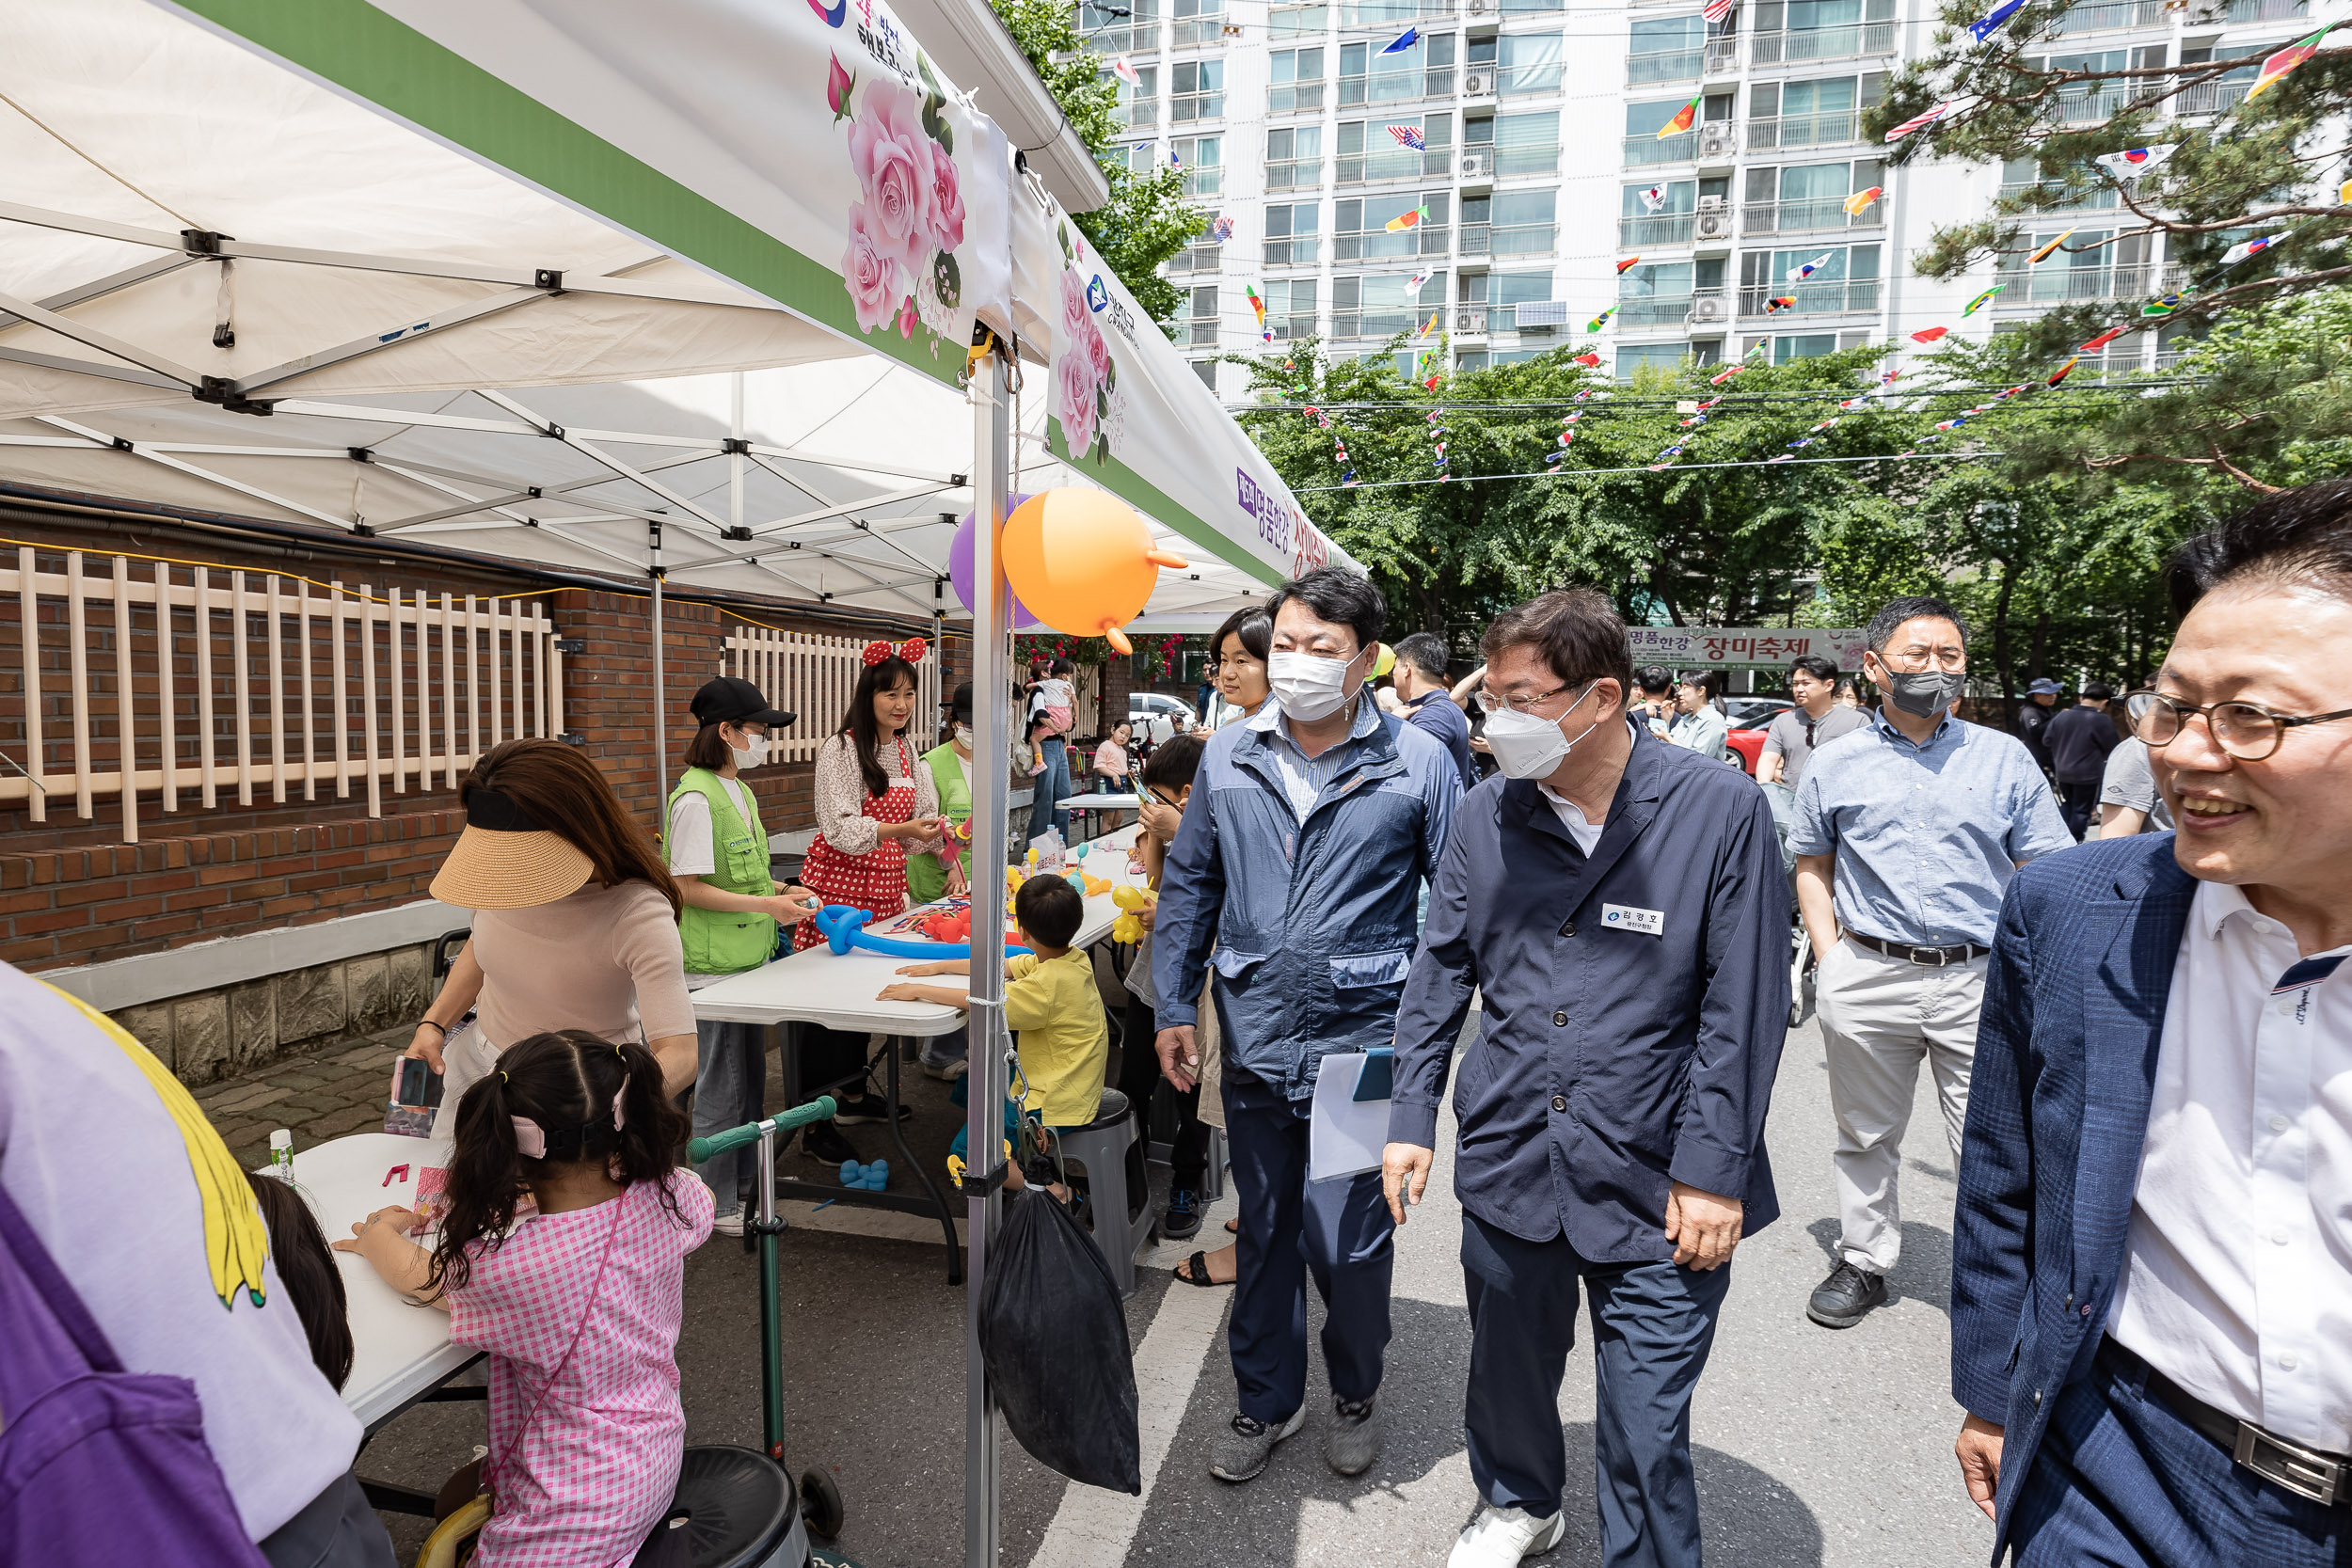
[1055,346,1099,456]
[827,55,855,123]
[898,298,918,340]
[1059,266,1091,349]
[846,82,938,285]
[925,141,965,254]
[1083,315,1109,382]
[843,202,902,335]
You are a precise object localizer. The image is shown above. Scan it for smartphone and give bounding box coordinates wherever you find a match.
[393,1056,444,1110]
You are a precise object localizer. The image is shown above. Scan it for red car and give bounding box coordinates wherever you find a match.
[1723,697,1792,777]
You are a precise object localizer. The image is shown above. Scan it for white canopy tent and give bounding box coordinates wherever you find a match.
[1,4,1358,1561]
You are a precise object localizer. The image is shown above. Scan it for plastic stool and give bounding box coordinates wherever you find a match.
[667,1446,804,1567]
[1055,1087,1154,1298]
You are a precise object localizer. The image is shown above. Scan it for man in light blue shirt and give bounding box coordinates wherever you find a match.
[1788,594,2072,1331]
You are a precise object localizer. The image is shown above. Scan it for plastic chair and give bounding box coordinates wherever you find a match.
[665,1446,807,1567]
[1055,1087,1155,1298]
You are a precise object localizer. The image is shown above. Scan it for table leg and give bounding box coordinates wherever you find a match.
[884,1036,964,1285]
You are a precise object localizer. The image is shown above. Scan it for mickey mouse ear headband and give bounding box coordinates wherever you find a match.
[861,638,930,667]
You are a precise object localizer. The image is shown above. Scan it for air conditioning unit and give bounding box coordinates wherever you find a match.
[1458,151,1488,179]
[1513,300,1570,328]
[1694,209,1733,240]
[1688,294,1730,324]
[1467,0,1496,13]
[1463,71,1493,96]
[1696,123,1737,158]
[1696,193,1724,212]
[1455,309,1484,332]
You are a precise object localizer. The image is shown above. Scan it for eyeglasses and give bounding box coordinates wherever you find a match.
[2124,689,2352,762]
[1875,649,1967,674]
[1473,680,1591,715]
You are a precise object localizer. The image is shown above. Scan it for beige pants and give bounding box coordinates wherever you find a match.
[1815,935,1987,1275]
[1195,980,1226,1132]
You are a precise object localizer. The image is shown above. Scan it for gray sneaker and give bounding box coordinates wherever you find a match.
[1209,1406,1305,1482]
[1327,1394,1383,1476]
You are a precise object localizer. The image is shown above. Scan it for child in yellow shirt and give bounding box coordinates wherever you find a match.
[879,873,1107,1132]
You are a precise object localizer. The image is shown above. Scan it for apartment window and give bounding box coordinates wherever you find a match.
[1616,343,1691,378]
[1739,242,1880,314]
[1264,202,1322,264]
[1492,271,1553,309]
[1491,189,1557,255]
[1468,35,1497,74]
[1192,359,1219,389]
[1501,0,1566,14]
[1492,111,1560,178]
[1619,261,1694,327]
[1329,272,1426,338]
[1172,0,1227,48]
[1262,277,1319,339]
[1621,180,1697,245]
[1337,117,1450,182]
[1266,125,1326,190]
[1497,32,1563,96]
[1270,3,1330,38]
[1423,32,1457,97]
[2001,229,2153,302]
[1626,96,1698,165]
[1172,59,1225,121]
[1340,35,1442,105]
[1187,285,1219,347]
[1456,350,1489,371]
[1105,64,1159,129]
[1629,15,1705,86]
[2026,49,2129,121]
[1773,333,1838,363]
[1270,48,1326,114]
[1079,0,1160,53]
[1173,135,1223,197]
[1744,159,1881,231]
[1749,75,1875,150]
[1110,141,1159,175]
[1335,192,1451,260]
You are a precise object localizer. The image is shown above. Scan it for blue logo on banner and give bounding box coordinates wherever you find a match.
[1086,276,1110,312]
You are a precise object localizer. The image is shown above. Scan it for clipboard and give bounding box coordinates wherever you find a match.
[1309,1049,1394,1182]
[1352,1046,1393,1102]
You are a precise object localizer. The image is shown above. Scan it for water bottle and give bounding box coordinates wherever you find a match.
[268,1129,294,1181]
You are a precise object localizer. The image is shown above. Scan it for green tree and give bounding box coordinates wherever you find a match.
[989,0,1201,326]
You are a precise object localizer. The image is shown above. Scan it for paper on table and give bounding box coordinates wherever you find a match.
[1309,1052,1391,1182]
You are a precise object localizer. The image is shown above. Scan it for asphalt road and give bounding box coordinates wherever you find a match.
[354,1013,1997,1568]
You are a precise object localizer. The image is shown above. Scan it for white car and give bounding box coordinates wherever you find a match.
[1128,692,1198,738]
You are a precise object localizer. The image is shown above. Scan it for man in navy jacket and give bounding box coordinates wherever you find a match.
[1952,484,2352,1564]
[1384,590,1790,1568]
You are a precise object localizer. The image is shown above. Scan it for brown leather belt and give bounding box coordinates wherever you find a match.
[2097,1338,2347,1507]
[1845,930,1990,966]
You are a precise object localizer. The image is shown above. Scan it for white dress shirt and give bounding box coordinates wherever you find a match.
[1536,784,1604,855]
[2106,879,2352,1450]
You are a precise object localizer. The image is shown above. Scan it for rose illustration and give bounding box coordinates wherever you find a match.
[843,202,902,335]
[1059,266,1092,350]
[1055,347,1099,456]
[827,55,855,123]
[1083,315,1109,383]
[925,141,965,255]
[846,82,938,284]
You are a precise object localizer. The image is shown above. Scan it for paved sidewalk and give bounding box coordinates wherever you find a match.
[197,1027,411,1172]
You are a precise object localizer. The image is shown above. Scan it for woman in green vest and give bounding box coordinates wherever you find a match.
[665,676,819,1235]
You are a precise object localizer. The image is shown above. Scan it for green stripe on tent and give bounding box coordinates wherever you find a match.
[175,0,951,386]
[1043,424,1286,589]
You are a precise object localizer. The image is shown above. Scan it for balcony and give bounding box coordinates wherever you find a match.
[1616,293,1694,327]
[1748,21,1897,64]
[2055,86,2131,123]
[1334,224,1450,261]
[1491,219,1557,256]
[1082,22,1162,55]
[1183,166,1223,198]
[1999,262,2174,304]
[1625,130,1698,166]
[1705,40,1740,74]
[1267,156,1326,190]
[1996,179,2120,212]
[1170,88,1224,121]
[1619,213,1697,246]
[1269,3,1330,36]
[1745,111,1860,150]
[1460,221,1489,256]
[1119,97,1159,128]
[2177,78,2251,117]
[1268,81,1326,113]
[1330,307,1422,339]
[1738,279,1881,316]
[1187,315,1218,346]
[1628,47,1703,87]
[1339,0,1455,24]
[1741,197,1881,234]
[1166,244,1221,275]
[2226,0,2308,20]
[1490,142,1560,178]
[1337,148,1451,183]
[2050,0,2169,32]
[1263,236,1322,265]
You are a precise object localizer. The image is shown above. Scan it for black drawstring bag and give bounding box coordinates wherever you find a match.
[977,1188,1140,1494]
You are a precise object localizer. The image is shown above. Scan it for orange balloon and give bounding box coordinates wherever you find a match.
[999,488,1186,655]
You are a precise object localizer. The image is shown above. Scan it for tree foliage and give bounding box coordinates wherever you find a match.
[989,0,1200,327]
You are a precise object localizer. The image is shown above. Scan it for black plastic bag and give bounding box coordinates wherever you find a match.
[977,1188,1141,1494]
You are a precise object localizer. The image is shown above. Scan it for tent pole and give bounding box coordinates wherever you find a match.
[651,520,667,811]
[729,372,746,537]
[963,343,1011,1568]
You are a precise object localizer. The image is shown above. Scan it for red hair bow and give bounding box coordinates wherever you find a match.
[861,638,930,667]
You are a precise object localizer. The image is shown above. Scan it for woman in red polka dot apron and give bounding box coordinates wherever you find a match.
[789,641,947,1154]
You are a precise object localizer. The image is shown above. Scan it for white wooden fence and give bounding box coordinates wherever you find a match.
[722,625,942,759]
[3,548,562,837]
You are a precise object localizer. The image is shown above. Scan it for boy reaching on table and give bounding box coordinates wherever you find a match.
[879,874,1108,1140]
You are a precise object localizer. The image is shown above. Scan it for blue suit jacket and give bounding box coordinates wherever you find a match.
[1391,727,1790,1260]
[1951,831,2198,1555]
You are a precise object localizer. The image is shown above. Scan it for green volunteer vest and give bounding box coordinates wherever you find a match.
[905,742,973,906]
[664,767,775,975]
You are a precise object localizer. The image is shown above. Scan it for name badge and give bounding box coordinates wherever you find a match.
[1601,903,1665,937]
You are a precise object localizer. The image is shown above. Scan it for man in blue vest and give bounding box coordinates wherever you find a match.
[1952,483,2352,1565]
[1153,567,1462,1487]
[1383,589,1789,1568]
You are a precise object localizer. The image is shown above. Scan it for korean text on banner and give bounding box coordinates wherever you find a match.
[1628,627,1868,671]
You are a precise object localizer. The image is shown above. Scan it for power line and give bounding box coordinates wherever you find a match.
[1292,449,2003,493]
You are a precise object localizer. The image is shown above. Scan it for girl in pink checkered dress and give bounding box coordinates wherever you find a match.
[338,1030,715,1567]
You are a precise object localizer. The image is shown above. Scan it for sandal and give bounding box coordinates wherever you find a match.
[1173,1250,1235,1288]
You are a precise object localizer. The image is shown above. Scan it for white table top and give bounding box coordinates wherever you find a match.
[692,826,1147,1033]
[1066,792,1140,810]
[262,1132,477,1432]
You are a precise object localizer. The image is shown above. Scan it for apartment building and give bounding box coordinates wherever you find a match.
[1080,0,2314,391]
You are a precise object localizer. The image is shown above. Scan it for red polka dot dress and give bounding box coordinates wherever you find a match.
[794,734,942,953]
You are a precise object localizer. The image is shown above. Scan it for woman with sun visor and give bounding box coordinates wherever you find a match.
[401,737,699,1133]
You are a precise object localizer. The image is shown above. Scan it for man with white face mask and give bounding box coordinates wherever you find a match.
[1153,566,1463,1487]
[1383,590,1789,1568]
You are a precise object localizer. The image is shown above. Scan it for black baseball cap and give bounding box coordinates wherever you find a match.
[945,681,973,723]
[691,676,795,729]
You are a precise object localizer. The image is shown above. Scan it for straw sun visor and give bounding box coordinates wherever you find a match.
[428,786,596,910]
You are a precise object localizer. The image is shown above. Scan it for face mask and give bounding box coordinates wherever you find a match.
[728,732,769,770]
[1266,650,1358,721]
[1884,668,1966,718]
[954,724,975,747]
[1480,683,1606,780]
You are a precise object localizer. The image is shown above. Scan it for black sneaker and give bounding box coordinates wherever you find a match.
[832,1092,912,1126]
[799,1121,861,1167]
[1807,1261,1888,1329]
[1163,1188,1204,1241]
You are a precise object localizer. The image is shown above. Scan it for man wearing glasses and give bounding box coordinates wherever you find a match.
[1788,594,2072,1331]
[1383,590,1788,1567]
[1950,485,2352,1564]
[1758,654,1869,873]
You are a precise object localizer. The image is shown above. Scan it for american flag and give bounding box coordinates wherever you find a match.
[1884,101,1952,143]
[1209,214,1234,244]
[1703,0,1737,23]
[1386,124,1426,150]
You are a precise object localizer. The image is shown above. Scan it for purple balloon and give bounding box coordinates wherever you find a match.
[949,500,1041,630]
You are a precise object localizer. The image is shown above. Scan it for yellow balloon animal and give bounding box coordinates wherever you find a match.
[1110,882,1158,944]
[1000,489,1187,655]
